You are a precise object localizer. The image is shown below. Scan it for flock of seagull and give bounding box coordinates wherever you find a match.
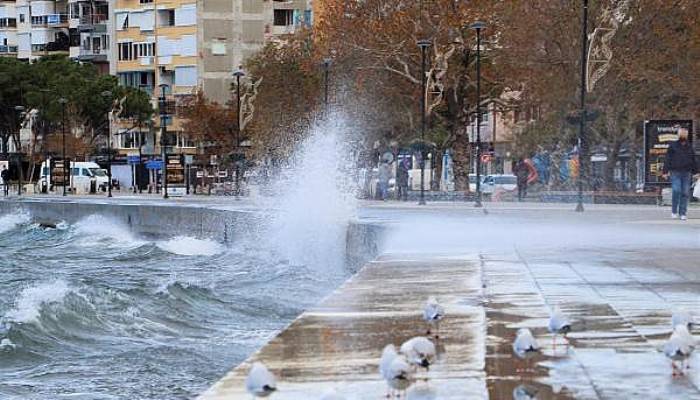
[244,299,696,399]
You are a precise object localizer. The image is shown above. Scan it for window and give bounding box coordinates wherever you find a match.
[211,39,226,55]
[174,65,197,86]
[140,0,154,3]
[133,42,154,58]
[81,168,91,177]
[118,41,133,60]
[19,14,24,23]
[273,9,293,26]
[158,9,175,27]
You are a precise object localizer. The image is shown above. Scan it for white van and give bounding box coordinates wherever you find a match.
[40,160,109,194]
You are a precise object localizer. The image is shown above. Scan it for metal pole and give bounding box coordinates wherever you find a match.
[474,26,483,208]
[61,100,67,196]
[160,85,169,199]
[576,0,588,212]
[235,73,241,198]
[323,58,331,114]
[106,105,112,198]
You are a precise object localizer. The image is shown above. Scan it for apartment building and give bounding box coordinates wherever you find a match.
[0,0,111,73]
[113,0,313,159]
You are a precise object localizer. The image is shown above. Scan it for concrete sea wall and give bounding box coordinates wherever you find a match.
[0,198,384,271]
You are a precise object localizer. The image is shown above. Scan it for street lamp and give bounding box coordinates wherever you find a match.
[58,97,68,196]
[158,83,169,199]
[101,90,113,197]
[575,0,589,212]
[14,105,25,196]
[470,21,486,208]
[233,68,245,197]
[417,39,431,206]
[322,57,332,114]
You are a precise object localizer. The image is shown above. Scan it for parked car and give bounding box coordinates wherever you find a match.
[481,174,518,194]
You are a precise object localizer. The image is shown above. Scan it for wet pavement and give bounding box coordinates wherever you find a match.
[197,203,700,399]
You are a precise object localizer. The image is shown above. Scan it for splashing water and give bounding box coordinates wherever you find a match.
[0,211,30,234]
[157,236,225,256]
[265,114,359,269]
[3,280,71,324]
[73,214,144,247]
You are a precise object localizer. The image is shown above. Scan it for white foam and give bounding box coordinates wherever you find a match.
[4,280,71,323]
[156,236,224,256]
[0,211,31,234]
[0,338,16,350]
[73,214,144,247]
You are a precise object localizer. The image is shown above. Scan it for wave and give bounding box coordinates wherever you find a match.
[156,236,225,256]
[73,215,145,247]
[0,211,31,234]
[3,280,71,324]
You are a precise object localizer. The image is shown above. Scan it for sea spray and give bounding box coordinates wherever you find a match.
[3,280,71,324]
[0,211,31,234]
[264,113,359,270]
[73,214,144,247]
[157,236,225,256]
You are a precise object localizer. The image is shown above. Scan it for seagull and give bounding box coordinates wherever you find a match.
[380,344,399,396]
[423,296,445,339]
[548,308,572,350]
[319,389,346,400]
[513,328,540,357]
[400,337,436,371]
[385,354,414,397]
[672,310,693,330]
[245,362,277,398]
[664,325,695,376]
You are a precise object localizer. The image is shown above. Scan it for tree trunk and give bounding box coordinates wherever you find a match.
[452,131,471,192]
[603,142,621,191]
[432,148,443,191]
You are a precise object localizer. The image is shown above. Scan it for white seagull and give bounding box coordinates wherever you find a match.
[513,328,540,358]
[385,354,414,397]
[672,310,693,330]
[548,308,572,350]
[245,362,277,398]
[400,336,437,371]
[664,324,695,376]
[423,296,445,338]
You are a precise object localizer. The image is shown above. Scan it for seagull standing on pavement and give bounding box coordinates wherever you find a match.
[548,308,572,351]
[245,362,277,398]
[664,324,695,376]
[423,296,445,339]
[380,346,414,398]
[400,337,437,371]
[513,328,540,374]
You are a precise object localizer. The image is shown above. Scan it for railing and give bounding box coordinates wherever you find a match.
[79,14,107,25]
[32,14,69,27]
[0,45,18,53]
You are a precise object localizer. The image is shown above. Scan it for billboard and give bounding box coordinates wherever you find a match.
[644,120,694,187]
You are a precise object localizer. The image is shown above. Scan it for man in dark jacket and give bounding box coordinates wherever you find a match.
[663,127,697,220]
[1,166,9,196]
[514,158,530,201]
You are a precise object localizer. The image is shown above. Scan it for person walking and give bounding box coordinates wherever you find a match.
[514,158,529,201]
[377,161,391,201]
[663,127,697,220]
[1,165,9,197]
[397,158,409,201]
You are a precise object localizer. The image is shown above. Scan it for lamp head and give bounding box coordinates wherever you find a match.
[469,21,486,31]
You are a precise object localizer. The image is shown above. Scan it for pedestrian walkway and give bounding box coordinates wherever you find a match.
[199,248,700,399]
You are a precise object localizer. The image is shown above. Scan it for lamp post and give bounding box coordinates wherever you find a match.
[14,105,25,196]
[101,90,113,197]
[470,21,486,208]
[233,68,245,197]
[576,0,589,212]
[417,39,431,206]
[158,84,169,199]
[58,97,68,196]
[322,57,332,114]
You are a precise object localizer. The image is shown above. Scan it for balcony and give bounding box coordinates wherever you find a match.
[0,45,18,54]
[78,47,108,62]
[78,14,107,32]
[32,14,69,27]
